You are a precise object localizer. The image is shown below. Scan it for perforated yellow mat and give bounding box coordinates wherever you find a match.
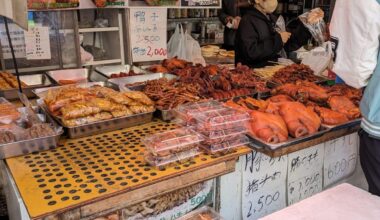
[6,120,250,219]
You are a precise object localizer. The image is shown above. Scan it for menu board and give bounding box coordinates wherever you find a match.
[24,26,51,60]
[287,144,324,205]
[0,23,26,59]
[242,152,287,220]
[129,8,168,62]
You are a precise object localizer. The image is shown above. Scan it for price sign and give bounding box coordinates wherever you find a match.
[324,134,358,187]
[24,26,51,60]
[129,8,167,62]
[287,144,324,205]
[181,0,221,7]
[242,152,287,220]
[0,23,26,59]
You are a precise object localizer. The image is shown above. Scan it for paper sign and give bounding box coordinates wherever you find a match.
[242,152,287,220]
[129,8,167,62]
[324,134,358,187]
[0,23,26,59]
[181,0,221,7]
[287,144,324,205]
[24,26,51,60]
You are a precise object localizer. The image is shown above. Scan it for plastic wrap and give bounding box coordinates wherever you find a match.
[0,98,21,125]
[201,127,248,145]
[142,128,204,157]
[145,148,200,167]
[174,101,224,126]
[299,8,326,45]
[201,135,249,154]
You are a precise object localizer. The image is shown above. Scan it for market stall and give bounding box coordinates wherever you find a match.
[0,1,365,220]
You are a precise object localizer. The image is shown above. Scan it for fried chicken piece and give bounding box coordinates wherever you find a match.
[314,106,349,125]
[90,86,133,105]
[89,98,126,112]
[250,110,288,144]
[111,107,133,118]
[129,105,154,114]
[62,112,113,127]
[123,91,154,106]
[328,96,361,120]
[61,101,101,120]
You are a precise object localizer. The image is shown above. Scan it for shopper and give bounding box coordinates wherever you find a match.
[330,0,380,196]
[219,0,241,50]
[235,0,312,68]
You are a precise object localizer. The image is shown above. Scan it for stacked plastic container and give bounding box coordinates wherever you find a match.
[142,127,204,167]
[175,101,250,154]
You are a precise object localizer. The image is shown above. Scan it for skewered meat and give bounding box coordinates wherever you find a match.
[250,110,289,144]
[270,102,321,138]
[272,64,319,84]
[314,106,349,125]
[328,96,361,120]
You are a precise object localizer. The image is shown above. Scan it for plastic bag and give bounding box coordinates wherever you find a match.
[299,8,326,46]
[275,15,287,58]
[168,24,186,60]
[167,24,206,66]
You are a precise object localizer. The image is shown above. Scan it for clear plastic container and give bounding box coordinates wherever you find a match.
[142,128,204,156]
[0,98,21,125]
[192,107,250,131]
[145,148,200,167]
[178,206,223,220]
[175,101,224,126]
[201,135,249,154]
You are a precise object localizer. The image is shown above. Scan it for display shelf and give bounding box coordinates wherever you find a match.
[167,17,220,23]
[78,27,120,33]
[199,39,224,46]
[82,59,122,67]
[6,119,250,219]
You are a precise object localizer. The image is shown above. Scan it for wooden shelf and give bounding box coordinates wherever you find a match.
[79,27,120,33]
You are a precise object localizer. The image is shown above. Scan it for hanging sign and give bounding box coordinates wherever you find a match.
[129,8,167,62]
[24,26,51,60]
[242,152,287,220]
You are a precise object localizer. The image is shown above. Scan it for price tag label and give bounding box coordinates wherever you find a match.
[24,26,51,60]
[129,8,167,62]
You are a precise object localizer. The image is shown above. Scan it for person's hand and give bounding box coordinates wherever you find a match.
[278,31,291,43]
[225,16,234,25]
[232,16,241,30]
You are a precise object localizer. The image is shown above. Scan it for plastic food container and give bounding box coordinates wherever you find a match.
[201,127,248,145]
[142,128,204,157]
[145,148,200,167]
[178,206,223,220]
[201,135,249,154]
[175,101,224,126]
[193,108,250,131]
[0,98,20,125]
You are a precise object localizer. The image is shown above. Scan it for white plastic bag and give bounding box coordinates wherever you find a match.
[167,24,186,59]
[275,15,287,58]
[167,24,206,66]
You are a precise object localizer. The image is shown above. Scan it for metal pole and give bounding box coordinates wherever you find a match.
[3,16,23,93]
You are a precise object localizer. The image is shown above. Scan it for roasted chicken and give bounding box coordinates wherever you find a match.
[272,81,328,103]
[314,106,349,125]
[328,96,361,120]
[250,110,289,144]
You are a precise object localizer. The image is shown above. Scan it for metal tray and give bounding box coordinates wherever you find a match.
[107,73,178,91]
[247,126,330,151]
[95,65,151,78]
[32,82,107,99]
[323,118,361,131]
[37,99,154,139]
[0,107,63,159]
[155,108,176,122]
[47,69,108,85]
[0,73,54,100]
[267,75,329,88]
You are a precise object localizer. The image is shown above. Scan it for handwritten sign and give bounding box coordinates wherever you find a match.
[0,23,26,59]
[324,134,358,187]
[242,152,287,220]
[24,26,51,60]
[287,144,324,205]
[129,8,167,62]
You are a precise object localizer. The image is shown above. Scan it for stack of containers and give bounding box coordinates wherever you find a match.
[142,127,204,167]
[175,101,250,154]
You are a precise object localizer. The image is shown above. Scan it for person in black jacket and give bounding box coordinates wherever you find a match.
[235,0,310,68]
[219,0,241,50]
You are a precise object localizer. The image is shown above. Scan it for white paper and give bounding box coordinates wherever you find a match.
[0,0,28,30]
[287,144,324,205]
[0,23,26,59]
[242,152,287,220]
[24,26,51,60]
[323,134,358,187]
[129,8,168,62]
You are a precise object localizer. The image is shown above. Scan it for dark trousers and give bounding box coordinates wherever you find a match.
[359,129,380,196]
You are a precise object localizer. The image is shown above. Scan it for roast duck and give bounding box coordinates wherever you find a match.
[225,82,362,144]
